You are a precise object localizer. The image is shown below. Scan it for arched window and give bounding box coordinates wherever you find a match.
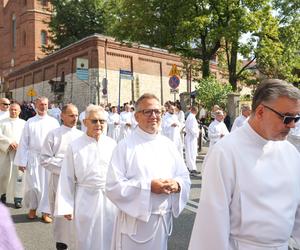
[12,14,16,49]
[41,30,47,46]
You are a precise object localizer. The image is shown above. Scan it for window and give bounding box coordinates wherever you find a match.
[41,30,47,46]
[12,14,16,49]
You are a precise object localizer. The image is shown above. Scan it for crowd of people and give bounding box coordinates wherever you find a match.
[1,78,300,250]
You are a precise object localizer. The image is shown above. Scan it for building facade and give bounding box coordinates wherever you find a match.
[0,0,51,84]
[0,1,226,112]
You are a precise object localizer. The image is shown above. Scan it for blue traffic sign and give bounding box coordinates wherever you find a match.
[169,75,180,89]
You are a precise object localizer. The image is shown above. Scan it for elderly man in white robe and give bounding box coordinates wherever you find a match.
[189,79,300,250]
[0,103,26,208]
[107,106,120,141]
[55,104,117,250]
[14,97,60,222]
[184,106,200,176]
[231,104,251,131]
[161,103,183,155]
[208,109,229,146]
[106,93,191,250]
[0,98,10,120]
[41,104,83,250]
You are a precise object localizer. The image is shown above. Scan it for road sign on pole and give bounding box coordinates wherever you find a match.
[120,70,134,80]
[169,75,180,89]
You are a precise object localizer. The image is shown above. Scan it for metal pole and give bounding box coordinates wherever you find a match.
[118,70,121,113]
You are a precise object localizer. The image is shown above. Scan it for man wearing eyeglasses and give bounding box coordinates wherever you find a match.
[55,104,117,250]
[189,79,300,250]
[0,98,10,121]
[106,93,191,250]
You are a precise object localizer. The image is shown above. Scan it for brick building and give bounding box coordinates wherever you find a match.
[0,1,226,111]
[0,0,51,83]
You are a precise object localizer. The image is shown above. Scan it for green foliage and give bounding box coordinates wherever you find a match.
[195,77,232,110]
[46,0,107,51]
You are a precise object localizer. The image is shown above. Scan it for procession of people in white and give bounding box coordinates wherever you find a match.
[1,78,300,250]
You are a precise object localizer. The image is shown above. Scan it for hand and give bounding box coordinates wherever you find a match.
[19,166,26,172]
[8,142,18,151]
[151,179,172,194]
[162,179,181,193]
[126,123,131,127]
[171,123,177,127]
[64,214,73,220]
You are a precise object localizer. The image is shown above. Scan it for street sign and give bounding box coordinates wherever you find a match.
[76,58,89,80]
[27,87,37,97]
[168,64,181,77]
[169,75,180,89]
[170,88,179,94]
[120,70,134,80]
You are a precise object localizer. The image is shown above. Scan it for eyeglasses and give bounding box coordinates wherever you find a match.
[1,103,10,106]
[137,109,162,117]
[88,119,107,124]
[262,104,300,124]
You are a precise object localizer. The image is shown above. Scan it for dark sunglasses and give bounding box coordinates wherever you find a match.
[88,119,107,124]
[1,103,10,106]
[263,104,300,124]
[137,109,162,117]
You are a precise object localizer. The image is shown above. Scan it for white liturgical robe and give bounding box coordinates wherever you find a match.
[41,125,83,246]
[14,114,60,213]
[184,113,200,171]
[0,110,9,121]
[0,117,26,203]
[231,114,248,132]
[119,111,136,141]
[106,127,191,250]
[55,134,117,250]
[161,112,183,154]
[287,121,300,152]
[189,122,300,250]
[107,112,121,141]
[208,119,229,146]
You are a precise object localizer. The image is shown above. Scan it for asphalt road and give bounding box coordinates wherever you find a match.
[7,150,206,250]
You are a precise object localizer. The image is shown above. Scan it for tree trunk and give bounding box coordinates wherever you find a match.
[202,58,210,78]
[228,40,238,91]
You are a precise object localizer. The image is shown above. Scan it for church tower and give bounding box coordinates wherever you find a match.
[0,0,52,79]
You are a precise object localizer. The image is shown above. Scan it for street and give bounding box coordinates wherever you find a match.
[7,151,205,250]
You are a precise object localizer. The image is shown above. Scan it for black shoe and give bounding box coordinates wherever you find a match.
[190,170,201,175]
[56,242,68,250]
[0,194,6,204]
[14,201,22,209]
[14,198,22,209]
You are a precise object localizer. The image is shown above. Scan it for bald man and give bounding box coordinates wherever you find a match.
[41,104,83,250]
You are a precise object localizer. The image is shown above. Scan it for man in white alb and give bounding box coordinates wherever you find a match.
[41,104,83,250]
[14,97,60,222]
[107,106,120,141]
[208,109,229,146]
[106,93,191,250]
[184,106,200,176]
[189,79,300,250]
[0,98,10,121]
[161,103,183,155]
[0,103,26,208]
[231,104,251,131]
[119,103,135,140]
[55,105,117,250]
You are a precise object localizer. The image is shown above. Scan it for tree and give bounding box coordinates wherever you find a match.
[195,77,232,112]
[45,0,107,51]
